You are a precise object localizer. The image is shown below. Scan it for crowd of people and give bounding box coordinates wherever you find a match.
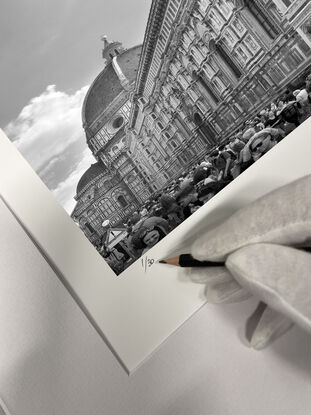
[98,74,311,274]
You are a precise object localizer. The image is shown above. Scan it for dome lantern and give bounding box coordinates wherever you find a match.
[100,35,125,65]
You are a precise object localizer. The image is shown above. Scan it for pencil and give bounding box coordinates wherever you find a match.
[159,254,225,268]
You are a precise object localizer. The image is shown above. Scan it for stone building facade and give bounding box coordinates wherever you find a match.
[129,0,311,179]
[72,0,311,245]
[71,39,153,243]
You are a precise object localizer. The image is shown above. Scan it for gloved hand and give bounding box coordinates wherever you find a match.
[189,174,311,349]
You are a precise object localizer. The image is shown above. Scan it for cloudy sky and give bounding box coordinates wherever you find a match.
[1,0,151,213]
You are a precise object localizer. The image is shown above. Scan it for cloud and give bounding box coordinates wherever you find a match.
[53,148,95,214]
[5,84,89,172]
[4,84,95,214]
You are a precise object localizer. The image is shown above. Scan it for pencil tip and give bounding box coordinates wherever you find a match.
[159,260,166,264]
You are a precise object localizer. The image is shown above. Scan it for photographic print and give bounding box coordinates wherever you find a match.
[2,0,311,276]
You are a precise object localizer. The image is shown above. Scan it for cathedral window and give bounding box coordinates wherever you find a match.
[112,115,124,129]
[85,222,95,234]
[157,121,164,130]
[170,140,177,149]
[138,97,147,106]
[117,195,127,208]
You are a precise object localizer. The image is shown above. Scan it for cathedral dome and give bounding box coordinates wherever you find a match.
[76,162,106,194]
[82,44,142,127]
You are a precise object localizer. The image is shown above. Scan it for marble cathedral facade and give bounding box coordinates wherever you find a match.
[72,0,311,244]
[129,0,311,181]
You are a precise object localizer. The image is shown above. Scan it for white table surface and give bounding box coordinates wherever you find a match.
[1,192,311,415]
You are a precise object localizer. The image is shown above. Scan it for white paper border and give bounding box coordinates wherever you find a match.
[1,120,311,373]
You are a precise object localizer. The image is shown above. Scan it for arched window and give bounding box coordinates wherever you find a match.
[193,113,203,125]
[170,140,177,149]
[157,121,164,130]
[112,116,124,129]
[117,195,127,208]
[85,222,95,234]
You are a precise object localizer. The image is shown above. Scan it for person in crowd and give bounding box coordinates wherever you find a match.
[136,227,164,254]
[265,110,277,127]
[159,193,184,228]
[280,100,300,127]
[193,164,211,184]
[241,127,283,163]
[210,144,237,180]
[175,177,201,219]
[276,99,285,117]
[283,88,295,103]
[140,205,148,217]
[131,218,170,255]
[131,211,141,225]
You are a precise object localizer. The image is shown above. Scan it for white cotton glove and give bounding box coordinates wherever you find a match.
[189,174,311,349]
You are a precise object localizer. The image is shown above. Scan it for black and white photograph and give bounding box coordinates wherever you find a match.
[2,0,311,276]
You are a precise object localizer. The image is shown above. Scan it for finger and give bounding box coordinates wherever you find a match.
[248,305,293,350]
[244,301,267,343]
[187,266,251,304]
[191,174,311,262]
[226,243,311,334]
